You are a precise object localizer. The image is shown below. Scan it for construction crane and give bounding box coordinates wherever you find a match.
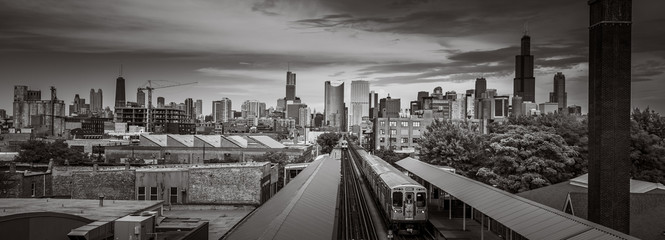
[138,80,197,132]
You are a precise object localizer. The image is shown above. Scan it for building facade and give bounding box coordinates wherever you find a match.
[212,98,232,123]
[514,34,536,102]
[373,117,427,152]
[286,71,296,101]
[549,72,568,112]
[350,80,370,126]
[324,81,345,130]
[13,86,66,136]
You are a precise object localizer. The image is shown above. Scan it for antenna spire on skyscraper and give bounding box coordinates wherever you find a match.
[524,21,529,36]
[119,64,123,77]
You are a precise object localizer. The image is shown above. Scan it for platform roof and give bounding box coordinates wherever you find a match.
[224,155,340,240]
[396,157,638,240]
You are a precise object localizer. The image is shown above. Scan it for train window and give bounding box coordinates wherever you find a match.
[392,192,403,207]
[416,192,426,207]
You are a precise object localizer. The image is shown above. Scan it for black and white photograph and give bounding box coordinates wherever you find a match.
[0,0,664,239]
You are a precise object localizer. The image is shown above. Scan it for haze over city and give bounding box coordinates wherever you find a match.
[2,0,665,115]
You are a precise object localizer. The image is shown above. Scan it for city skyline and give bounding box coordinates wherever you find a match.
[1,0,665,115]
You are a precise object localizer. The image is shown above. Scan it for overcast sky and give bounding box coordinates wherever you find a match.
[1,0,664,116]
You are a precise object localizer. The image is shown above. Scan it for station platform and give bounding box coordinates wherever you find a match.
[428,199,502,240]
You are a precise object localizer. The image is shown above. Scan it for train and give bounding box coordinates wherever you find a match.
[339,139,348,150]
[352,145,428,235]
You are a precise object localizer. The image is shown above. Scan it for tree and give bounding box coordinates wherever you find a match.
[630,107,665,184]
[373,149,409,166]
[478,125,582,193]
[316,132,342,154]
[253,151,290,165]
[15,140,88,165]
[419,120,487,176]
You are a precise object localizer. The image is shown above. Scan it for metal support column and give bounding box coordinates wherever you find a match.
[463,202,466,231]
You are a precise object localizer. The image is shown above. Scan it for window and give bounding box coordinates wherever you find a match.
[390,129,397,135]
[379,137,385,143]
[389,121,397,126]
[380,121,386,126]
[392,192,403,207]
[416,192,426,207]
[31,183,36,197]
[170,187,178,204]
[380,129,385,135]
[389,138,396,143]
[412,138,419,144]
[401,121,408,127]
[413,122,420,127]
[150,187,158,200]
[401,138,408,143]
[138,187,146,200]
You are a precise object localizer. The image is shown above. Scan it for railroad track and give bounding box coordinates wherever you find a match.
[339,149,378,240]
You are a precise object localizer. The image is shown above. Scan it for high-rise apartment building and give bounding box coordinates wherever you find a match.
[379,95,400,118]
[212,98,232,123]
[549,72,567,112]
[195,99,202,120]
[241,100,265,118]
[514,33,536,102]
[350,80,370,126]
[324,81,345,129]
[184,98,194,122]
[89,88,102,113]
[137,90,145,107]
[286,71,296,101]
[587,0,632,233]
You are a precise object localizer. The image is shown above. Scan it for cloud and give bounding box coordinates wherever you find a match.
[251,0,280,16]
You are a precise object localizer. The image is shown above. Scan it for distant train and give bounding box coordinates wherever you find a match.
[339,139,348,150]
[353,145,428,235]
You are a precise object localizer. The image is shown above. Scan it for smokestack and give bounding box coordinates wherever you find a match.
[99,194,105,207]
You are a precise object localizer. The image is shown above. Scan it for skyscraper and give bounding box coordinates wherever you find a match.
[89,88,103,113]
[195,99,203,120]
[369,91,379,120]
[379,95,400,118]
[549,72,567,112]
[241,100,266,118]
[324,81,345,129]
[350,80,370,126]
[286,71,296,101]
[475,78,487,99]
[115,67,126,108]
[136,90,145,107]
[185,98,194,122]
[587,0,632,233]
[514,33,536,102]
[213,98,232,123]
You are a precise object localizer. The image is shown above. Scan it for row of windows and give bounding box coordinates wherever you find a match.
[137,186,179,203]
[379,121,421,127]
[379,137,420,144]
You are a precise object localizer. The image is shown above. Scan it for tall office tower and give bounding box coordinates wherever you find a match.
[73,94,81,115]
[485,89,497,99]
[157,97,165,108]
[514,32,536,102]
[195,99,203,120]
[475,78,487,99]
[369,91,379,119]
[350,80,370,126]
[379,95,401,118]
[512,95,523,116]
[287,103,307,125]
[89,89,103,113]
[286,71,296,100]
[136,90,145,107]
[587,0,631,233]
[549,72,568,112]
[212,98,232,123]
[241,100,265,118]
[324,81,345,129]
[431,87,444,98]
[445,91,457,100]
[276,98,286,112]
[0,109,6,119]
[115,68,126,108]
[184,98,194,121]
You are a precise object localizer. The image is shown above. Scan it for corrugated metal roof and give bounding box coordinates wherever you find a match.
[395,157,639,240]
[250,136,286,149]
[140,134,167,147]
[571,173,665,193]
[167,135,194,147]
[194,135,221,147]
[225,136,248,148]
[224,155,340,240]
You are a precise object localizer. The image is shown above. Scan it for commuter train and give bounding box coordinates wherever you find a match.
[339,139,348,150]
[353,146,428,235]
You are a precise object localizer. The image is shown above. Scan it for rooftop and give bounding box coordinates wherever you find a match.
[0,198,163,221]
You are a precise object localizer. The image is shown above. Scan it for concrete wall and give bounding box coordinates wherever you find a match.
[0,172,52,198]
[52,166,135,200]
[105,146,305,163]
[188,166,264,205]
[135,170,189,204]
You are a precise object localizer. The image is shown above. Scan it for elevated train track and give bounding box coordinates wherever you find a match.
[339,148,378,240]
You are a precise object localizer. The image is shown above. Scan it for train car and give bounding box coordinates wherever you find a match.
[339,139,348,150]
[352,146,428,235]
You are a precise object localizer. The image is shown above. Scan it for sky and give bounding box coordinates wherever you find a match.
[1,0,664,116]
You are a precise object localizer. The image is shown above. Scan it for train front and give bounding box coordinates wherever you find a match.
[390,185,428,235]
